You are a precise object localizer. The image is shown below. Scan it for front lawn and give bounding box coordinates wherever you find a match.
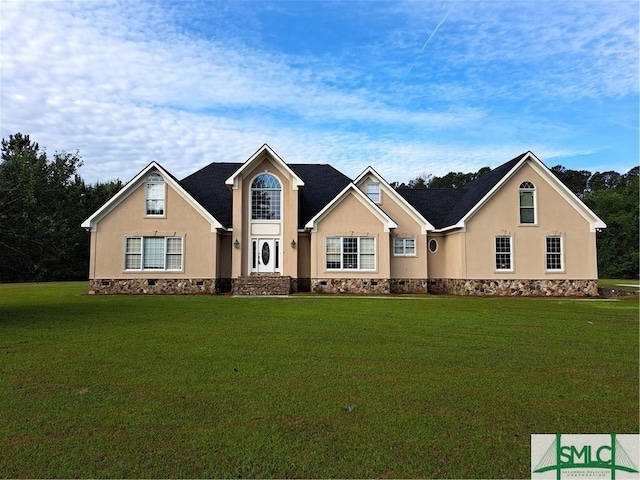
[0,283,637,478]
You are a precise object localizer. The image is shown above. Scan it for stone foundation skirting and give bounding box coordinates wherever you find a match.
[89,278,216,295]
[232,275,292,296]
[311,278,390,294]
[427,278,599,297]
[390,278,429,294]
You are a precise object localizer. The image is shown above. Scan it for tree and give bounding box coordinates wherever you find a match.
[0,133,123,282]
[1,133,84,281]
[584,166,639,279]
[426,166,491,189]
[550,165,591,197]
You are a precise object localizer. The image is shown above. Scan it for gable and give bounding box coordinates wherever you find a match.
[397,152,605,233]
[82,162,224,232]
[225,144,304,190]
[457,152,606,232]
[354,167,434,233]
[305,184,398,232]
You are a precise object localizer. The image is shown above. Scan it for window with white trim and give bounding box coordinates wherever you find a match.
[365,182,380,203]
[326,237,375,270]
[146,173,165,216]
[495,236,512,271]
[546,236,563,271]
[519,181,535,224]
[125,236,183,271]
[251,173,281,220]
[394,237,416,256]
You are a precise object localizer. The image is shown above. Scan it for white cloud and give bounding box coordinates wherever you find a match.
[1,0,637,185]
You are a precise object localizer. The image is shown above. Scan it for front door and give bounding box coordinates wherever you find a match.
[254,238,279,273]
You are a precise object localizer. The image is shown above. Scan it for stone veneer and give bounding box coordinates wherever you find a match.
[390,278,429,294]
[427,278,599,297]
[311,278,391,294]
[232,275,293,296]
[89,278,215,295]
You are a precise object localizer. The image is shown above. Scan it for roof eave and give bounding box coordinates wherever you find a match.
[354,166,434,233]
[81,161,225,232]
[225,144,305,189]
[305,183,398,232]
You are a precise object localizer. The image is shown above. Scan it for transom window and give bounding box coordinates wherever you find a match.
[495,236,513,271]
[546,236,563,271]
[251,174,281,220]
[125,236,182,271]
[365,182,380,203]
[394,237,416,256]
[145,173,165,216]
[326,237,375,270]
[519,181,535,224]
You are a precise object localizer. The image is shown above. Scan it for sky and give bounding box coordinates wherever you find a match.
[1,0,638,185]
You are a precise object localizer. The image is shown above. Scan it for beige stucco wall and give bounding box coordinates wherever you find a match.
[217,234,232,279]
[230,156,299,278]
[357,176,428,278]
[297,233,311,278]
[89,177,217,279]
[426,232,465,278]
[310,192,390,278]
[464,163,598,279]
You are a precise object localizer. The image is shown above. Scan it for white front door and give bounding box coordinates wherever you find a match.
[254,238,279,273]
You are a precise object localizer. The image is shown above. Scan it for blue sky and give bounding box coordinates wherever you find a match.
[1,0,638,184]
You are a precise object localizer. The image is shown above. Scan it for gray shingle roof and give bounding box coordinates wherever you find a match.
[180,163,239,228]
[179,152,528,231]
[397,152,527,229]
[179,162,351,229]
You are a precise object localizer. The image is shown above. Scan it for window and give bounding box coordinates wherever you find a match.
[125,236,183,271]
[251,174,281,220]
[365,182,380,203]
[145,173,165,216]
[546,236,563,271]
[519,181,535,224]
[495,236,512,271]
[394,237,416,256]
[428,239,438,253]
[125,237,142,270]
[326,237,376,270]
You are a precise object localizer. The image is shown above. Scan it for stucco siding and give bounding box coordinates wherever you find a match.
[464,163,597,279]
[232,156,299,278]
[297,233,311,278]
[427,232,464,278]
[311,192,390,279]
[357,176,428,279]
[90,180,217,279]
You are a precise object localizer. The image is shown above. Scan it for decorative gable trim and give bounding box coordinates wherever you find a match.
[354,167,435,233]
[224,144,305,190]
[81,162,224,232]
[442,152,606,233]
[304,183,398,233]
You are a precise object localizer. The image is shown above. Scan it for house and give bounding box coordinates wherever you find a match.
[81,144,606,296]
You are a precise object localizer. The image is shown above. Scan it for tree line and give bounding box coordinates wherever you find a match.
[394,163,639,279]
[1,133,637,281]
[0,133,122,282]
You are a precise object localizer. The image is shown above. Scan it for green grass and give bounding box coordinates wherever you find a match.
[1,283,638,478]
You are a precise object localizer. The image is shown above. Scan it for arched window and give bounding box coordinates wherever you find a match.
[146,173,165,216]
[519,181,535,224]
[251,173,281,220]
